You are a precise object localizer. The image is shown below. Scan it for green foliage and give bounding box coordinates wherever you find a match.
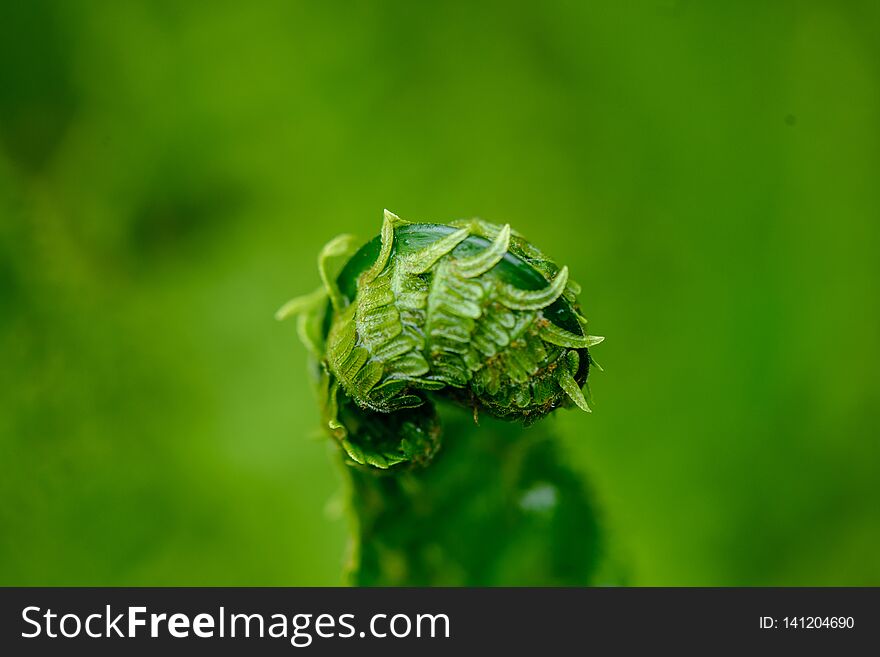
[349,409,606,586]
[3,0,879,588]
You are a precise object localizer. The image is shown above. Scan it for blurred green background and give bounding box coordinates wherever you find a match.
[1,0,878,586]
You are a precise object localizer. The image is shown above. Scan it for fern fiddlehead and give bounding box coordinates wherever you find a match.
[278,210,606,585]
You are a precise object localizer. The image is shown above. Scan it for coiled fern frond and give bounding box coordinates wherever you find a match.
[278,210,608,585]
[278,210,603,470]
